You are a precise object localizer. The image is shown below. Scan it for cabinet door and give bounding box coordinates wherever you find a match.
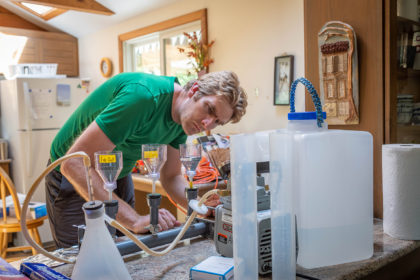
[385,0,420,144]
[39,38,79,76]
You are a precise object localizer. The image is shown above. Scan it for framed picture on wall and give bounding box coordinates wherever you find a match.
[273,55,294,105]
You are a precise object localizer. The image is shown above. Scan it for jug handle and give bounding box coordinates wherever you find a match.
[289,77,324,128]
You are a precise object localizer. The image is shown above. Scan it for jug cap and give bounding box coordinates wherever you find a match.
[288,111,326,120]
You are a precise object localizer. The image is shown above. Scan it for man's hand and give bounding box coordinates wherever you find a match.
[132,208,181,233]
[203,193,221,217]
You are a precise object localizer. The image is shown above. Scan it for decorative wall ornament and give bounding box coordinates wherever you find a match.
[318,21,359,125]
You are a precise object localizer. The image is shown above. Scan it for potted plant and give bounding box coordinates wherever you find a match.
[178,31,215,77]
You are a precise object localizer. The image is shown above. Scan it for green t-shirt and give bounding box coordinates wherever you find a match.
[50,72,187,178]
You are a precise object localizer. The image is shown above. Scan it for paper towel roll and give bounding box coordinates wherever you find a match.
[382,144,420,240]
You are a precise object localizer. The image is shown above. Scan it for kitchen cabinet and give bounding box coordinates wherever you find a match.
[0,26,78,77]
[385,1,420,144]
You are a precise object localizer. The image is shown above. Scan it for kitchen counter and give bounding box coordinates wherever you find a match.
[295,219,420,279]
[17,219,419,279]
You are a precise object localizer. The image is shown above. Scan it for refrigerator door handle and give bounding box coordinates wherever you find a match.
[23,82,33,178]
[22,82,39,129]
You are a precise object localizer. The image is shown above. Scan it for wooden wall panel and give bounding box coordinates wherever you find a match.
[0,26,79,77]
[304,0,384,218]
[0,6,45,30]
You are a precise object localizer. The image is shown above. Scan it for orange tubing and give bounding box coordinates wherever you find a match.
[167,195,187,215]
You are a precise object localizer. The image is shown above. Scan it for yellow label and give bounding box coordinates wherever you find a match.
[144,151,158,159]
[99,155,116,163]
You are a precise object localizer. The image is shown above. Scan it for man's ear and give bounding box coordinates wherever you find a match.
[187,83,199,98]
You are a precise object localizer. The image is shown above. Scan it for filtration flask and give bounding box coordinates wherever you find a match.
[72,201,131,280]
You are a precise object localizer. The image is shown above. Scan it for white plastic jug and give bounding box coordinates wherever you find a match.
[72,201,132,280]
[270,78,373,269]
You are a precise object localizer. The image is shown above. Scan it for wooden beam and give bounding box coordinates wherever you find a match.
[13,0,114,15]
[42,7,67,20]
[0,6,45,30]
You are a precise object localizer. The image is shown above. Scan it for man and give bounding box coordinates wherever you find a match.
[46,71,247,248]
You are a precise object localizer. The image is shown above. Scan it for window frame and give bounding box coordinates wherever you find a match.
[124,21,201,75]
[118,9,208,74]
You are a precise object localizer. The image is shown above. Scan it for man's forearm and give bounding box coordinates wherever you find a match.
[61,157,147,233]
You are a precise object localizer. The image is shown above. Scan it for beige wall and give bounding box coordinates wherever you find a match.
[78,0,304,134]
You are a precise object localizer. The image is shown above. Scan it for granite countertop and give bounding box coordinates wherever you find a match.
[295,219,420,280]
[16,219,420,279]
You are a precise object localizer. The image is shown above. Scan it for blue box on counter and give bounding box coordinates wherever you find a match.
[0,207,9,218]
[20,263,70,280]
[190,256,234,280]
[0,257,29,279]
[28,202,47,219]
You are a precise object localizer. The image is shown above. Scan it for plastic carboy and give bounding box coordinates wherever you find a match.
[270,78,373,269]
[72,201,131,280]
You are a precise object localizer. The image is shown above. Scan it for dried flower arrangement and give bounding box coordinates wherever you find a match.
[178,31,215,75]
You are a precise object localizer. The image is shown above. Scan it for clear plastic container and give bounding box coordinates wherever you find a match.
[72,201,131,280]
[269,131,296,279]
[8,63,58,78]
[230,133,258,279]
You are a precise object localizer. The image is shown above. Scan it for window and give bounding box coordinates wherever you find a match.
[119,10,208,85]
[338,79,346,98]
[338,101,349,116]
[123,22,201,85]
[13,1,67,20]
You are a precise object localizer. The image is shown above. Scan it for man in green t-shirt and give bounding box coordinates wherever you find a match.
[45,71,247,248]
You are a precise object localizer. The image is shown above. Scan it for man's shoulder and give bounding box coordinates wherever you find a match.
[115,72,172,84]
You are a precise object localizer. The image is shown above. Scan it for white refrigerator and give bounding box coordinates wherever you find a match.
[0,77,88,244]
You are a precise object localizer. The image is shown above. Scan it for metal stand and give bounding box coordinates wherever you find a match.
[146,193,161,234]
[186,188,198,216]
[104,200,119,238]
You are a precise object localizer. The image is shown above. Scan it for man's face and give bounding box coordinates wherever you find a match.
[179,88,234,135]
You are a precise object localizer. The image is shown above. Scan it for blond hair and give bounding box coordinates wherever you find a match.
[183,71,248,123]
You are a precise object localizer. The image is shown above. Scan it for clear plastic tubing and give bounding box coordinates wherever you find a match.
[269,130,295,280]
[230,133,258,279]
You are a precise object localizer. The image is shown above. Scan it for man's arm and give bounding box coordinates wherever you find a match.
[61,121,178,233]
[159,145,189,209]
